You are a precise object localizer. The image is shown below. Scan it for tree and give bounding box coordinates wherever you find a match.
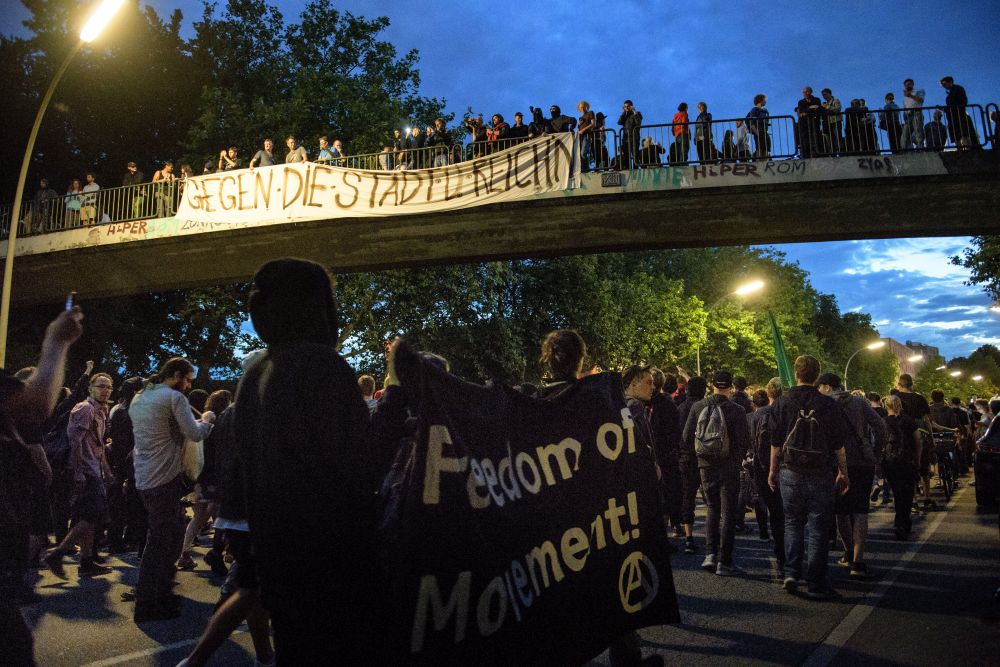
[952,236,1000,302]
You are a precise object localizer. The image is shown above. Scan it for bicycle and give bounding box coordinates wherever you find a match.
[932,430,958,502]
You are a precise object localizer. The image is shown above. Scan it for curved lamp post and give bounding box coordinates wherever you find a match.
[843,340,885,389]
[696,279,765,376]
[0,0,125,367]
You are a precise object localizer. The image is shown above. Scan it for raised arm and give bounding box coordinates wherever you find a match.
[9,309,83,424]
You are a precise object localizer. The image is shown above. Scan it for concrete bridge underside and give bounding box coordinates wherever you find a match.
[8,152,1000,307]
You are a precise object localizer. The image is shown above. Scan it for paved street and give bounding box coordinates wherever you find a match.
[24,481,1000,667]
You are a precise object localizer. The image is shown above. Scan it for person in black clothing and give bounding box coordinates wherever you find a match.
[508,112,530,141]
[106,376,143,554]
[465,115,489,157]
[651,368,683,543]
[892,373,934,509]
[731,376,752,413]
[881,394,921,539]
[768,355,850,600]
[0,307,83,667]
[749,379,785,571]
[426,118,452,167]
[677,375,708,554]
[682,370,752,576]
[950,396,973,474]
[235,258,376,665]
[618,99,644,169]
[795,86,823,159]
[548,105,577,133]
[528,106,553,138]
[940,75,974,147]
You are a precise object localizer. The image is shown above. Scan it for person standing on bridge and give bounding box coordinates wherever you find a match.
[769,355,851,600]
[900,79,926,150]
[284,135,308,164]
[820,88,843,155]
[618,99,643,168]
[249,138,277,169]
[746,94,771,159]
[152,161,176,218]
[940,76,973,147]
[122,161,145,219]
[795,86,823,159]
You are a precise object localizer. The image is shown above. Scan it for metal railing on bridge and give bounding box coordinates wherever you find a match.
[2,101,996,240]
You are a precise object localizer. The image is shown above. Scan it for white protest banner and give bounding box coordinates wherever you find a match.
[177,134,578,224]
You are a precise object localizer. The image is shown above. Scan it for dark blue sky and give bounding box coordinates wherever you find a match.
[3,0,998,358]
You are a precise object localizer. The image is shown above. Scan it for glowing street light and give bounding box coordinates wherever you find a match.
[80,0,126,42]
[844,341,886,389]
[949,370,962,377]
[935,365,947,371]
[0,0,125,366]
[972,375,984,381]
[907,354,924,363]
[696,279,766,375]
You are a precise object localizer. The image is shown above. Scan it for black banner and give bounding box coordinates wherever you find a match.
[380,364,679,664]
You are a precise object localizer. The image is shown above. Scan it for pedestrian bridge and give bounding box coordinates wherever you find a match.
[3,148,999,307]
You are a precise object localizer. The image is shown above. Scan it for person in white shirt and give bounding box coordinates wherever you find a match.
[900,78,926,149]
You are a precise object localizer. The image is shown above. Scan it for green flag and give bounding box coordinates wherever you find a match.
[769,310,795,388]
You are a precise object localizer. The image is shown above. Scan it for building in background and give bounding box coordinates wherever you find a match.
[883,338,928,377]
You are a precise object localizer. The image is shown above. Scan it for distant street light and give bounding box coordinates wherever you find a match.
[907,354,924,363]
[936,365,947,371]
[0,0,125,367]
[843,340,886,389]
[972,375,984,381]
[950,370,962,377]
[696,279,765,375]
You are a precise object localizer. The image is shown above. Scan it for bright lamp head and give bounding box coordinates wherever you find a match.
[80,0,125,43]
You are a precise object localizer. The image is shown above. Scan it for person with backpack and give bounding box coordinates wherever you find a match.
[677,375,708,554]
[892,374,935,511]
[682,370,752,576]
[106,376,142,554]
[817,373,887,579]
[768,355,851,600]
[750,378,786,572]
[881,394,922,539]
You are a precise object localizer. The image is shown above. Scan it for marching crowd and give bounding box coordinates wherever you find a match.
[1,258,999,666]
[18,75,996,235]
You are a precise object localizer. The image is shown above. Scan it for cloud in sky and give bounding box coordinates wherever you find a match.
[776,237,997,360]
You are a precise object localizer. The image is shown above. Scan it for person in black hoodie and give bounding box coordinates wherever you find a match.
[682,370,752,576]
[235,258,376,665]
[650,368,683,544]
[731,376,752,413]
[528,106,553,138]
[677,375,708,554]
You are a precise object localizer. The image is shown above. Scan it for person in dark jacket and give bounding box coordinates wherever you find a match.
[940,76,975,146]
[749,379,785,570]
[677,375,708,553]
[106,376,142,554]
[818,373,887,579]
[731,376,752,413]
[528,107,553,138]
[235,259,376,665]
[682,370,752,576]
[426,118,452,167]
[548,105,577,133]
[881,394,921,539]
[651,368,683,543]
[618,99,644,169]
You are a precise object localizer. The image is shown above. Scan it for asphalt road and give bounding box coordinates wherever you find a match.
[22,478,1000,666]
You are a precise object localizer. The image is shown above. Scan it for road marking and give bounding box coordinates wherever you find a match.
[802,484,968,667]
[80,628,247,667]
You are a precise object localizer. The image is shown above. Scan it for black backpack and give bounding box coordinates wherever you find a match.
[781,397,827,469]
[834,393,876,464]
[41,408,72,467]
[882,417,908,464]
[694,402,731,463]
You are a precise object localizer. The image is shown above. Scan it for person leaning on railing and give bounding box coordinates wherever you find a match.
[426,119,452,167]
[81,172,99,226]
[746,94,771,159]
[65,178,83,229]
[577,101,596,172]
[122,162,145,220]
[151,162,176,218]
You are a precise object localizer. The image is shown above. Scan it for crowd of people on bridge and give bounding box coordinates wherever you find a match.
[2,257,999,666]
[15,75,996,236]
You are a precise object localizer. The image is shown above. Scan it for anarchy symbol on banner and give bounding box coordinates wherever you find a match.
[618,551,659,613]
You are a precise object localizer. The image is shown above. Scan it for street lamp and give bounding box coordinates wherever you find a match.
[696,279,765,375]
[935,365,947,371]
[972,375,984,381]
[0,0,125,367]
[843,340,885,389]
[907,354,923,363]
[949,370,962,377]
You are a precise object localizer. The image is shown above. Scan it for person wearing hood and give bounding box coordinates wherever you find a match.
[677,375,708,554]
[234,258,376,664]
[528,106,553,138]
[549,104,577,134]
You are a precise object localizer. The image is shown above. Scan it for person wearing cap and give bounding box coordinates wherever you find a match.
[768,356,851,600]
[681,369,752,576]
[548,104,577,133]
[817,372,886,579]
[508,112,530,140]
